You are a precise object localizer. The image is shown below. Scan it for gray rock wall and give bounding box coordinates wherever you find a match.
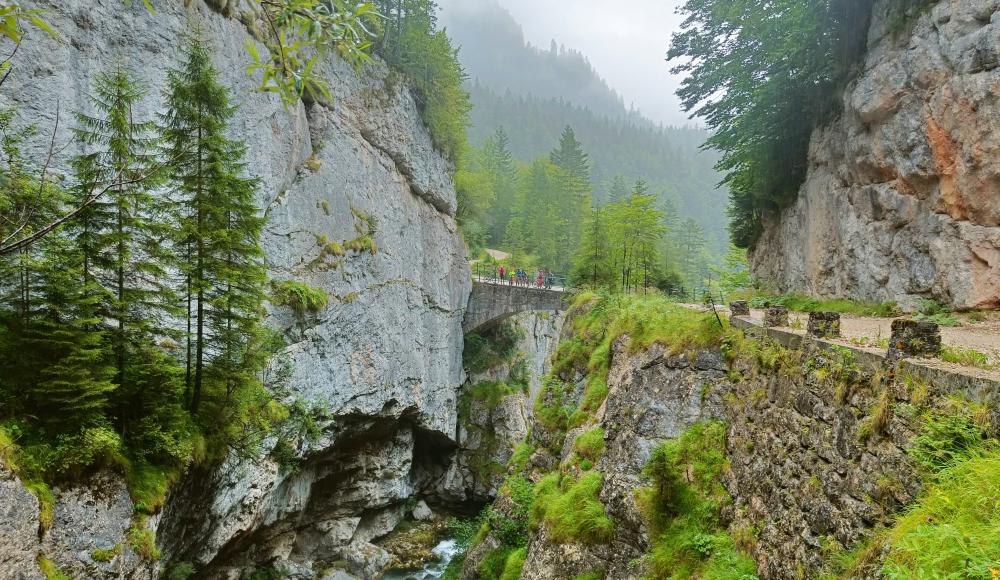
[750,0,1000,310]
[3,1,470,577]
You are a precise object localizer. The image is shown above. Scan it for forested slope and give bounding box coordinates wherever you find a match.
[440,0,729,256]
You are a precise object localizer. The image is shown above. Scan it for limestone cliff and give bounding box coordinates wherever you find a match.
[751,0,1000,310]
[1,0,469,578]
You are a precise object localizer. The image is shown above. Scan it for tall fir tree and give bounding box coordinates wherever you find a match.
[69,64,175,390]
[549,125,591,258]
[482,126,518,245]
[571,204,612,287]
[161,35,267,416]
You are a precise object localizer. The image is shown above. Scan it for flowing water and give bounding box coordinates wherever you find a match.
[381,539,463,580]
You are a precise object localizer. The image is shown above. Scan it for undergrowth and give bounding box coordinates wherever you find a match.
[636,421,758,579]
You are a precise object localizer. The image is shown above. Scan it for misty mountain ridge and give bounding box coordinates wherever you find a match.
[440,0,729,251]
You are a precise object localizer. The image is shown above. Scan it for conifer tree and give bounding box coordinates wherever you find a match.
[571,205,612,287]
[161,36,266,415]
[70,64,174,389]
[15,236,115,433]
[549,125,591,256]
[482,127,517,245]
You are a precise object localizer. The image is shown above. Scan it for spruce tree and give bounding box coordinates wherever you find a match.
[161,36,266,416]
[18,237,115,433]
[70,64,174,390]
[482,126,518,245]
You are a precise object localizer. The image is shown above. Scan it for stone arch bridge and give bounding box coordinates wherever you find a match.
[463,281,565,333]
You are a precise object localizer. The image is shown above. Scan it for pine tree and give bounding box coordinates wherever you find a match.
[70,64,174,390]
[161,36,266,416]
[571,205,612,287]
[18,237,115,433]
[549,125,591,258]
[605,174,630,205]
[482,127,517,245]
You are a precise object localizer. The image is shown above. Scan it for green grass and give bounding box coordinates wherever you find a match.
[37,555,71,580]
[940,346,995,370]
[500,547,527,580]
[880,448,1000,578]
[509,441,535,473]
[908,412,988,473]
[91,544,121,562]
[127,520,160,561]
[124,460,180,514]
[532,470,614,544]
[269,280,329,314]
[914,299,960,327]
[636,421,758,579]
[573,427,606,464]
[749,293,900,317]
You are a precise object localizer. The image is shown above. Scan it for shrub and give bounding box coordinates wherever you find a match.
[909,413,987,473]
[270,280,329,314]
[164,562,196,580]
[637,421,757,579]
[914,299,959,327]
[464,321,524,374]
[532,471,614,544]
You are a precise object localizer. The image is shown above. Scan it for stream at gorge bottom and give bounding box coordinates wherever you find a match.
[381,539,463,579]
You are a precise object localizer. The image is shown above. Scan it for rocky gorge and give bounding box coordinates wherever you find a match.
[750,0,1000,311]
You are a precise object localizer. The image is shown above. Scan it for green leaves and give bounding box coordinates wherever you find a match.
[249,0,380,106]
[670,0,877,247]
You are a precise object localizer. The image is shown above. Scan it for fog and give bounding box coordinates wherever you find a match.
[437,0,692,126]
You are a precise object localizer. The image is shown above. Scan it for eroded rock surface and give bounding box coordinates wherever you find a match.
[751,0,1000,310]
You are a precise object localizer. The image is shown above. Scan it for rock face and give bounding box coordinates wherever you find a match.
[751,0,1000,310]
[0,468,155,579]
[441,311,564,503]
[509,340,729,580]
[4,1,469,577]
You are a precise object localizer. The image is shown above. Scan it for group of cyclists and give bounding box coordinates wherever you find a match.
[493,265,556,289]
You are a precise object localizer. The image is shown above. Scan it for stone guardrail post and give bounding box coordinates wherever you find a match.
[763,306,789,328]
[887,319,941,361]
[807,312,841,338]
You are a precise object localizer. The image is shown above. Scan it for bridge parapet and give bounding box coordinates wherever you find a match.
[463,282,565,333]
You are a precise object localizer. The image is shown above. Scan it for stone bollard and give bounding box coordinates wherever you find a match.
[886,319,941,360]
[763,306,789,328]
[730,301,750,316]
[807,311,841,338]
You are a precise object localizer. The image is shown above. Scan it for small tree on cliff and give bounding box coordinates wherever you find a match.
[160,35,267,419]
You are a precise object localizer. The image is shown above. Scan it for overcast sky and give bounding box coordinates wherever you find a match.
[439,0,693,127]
